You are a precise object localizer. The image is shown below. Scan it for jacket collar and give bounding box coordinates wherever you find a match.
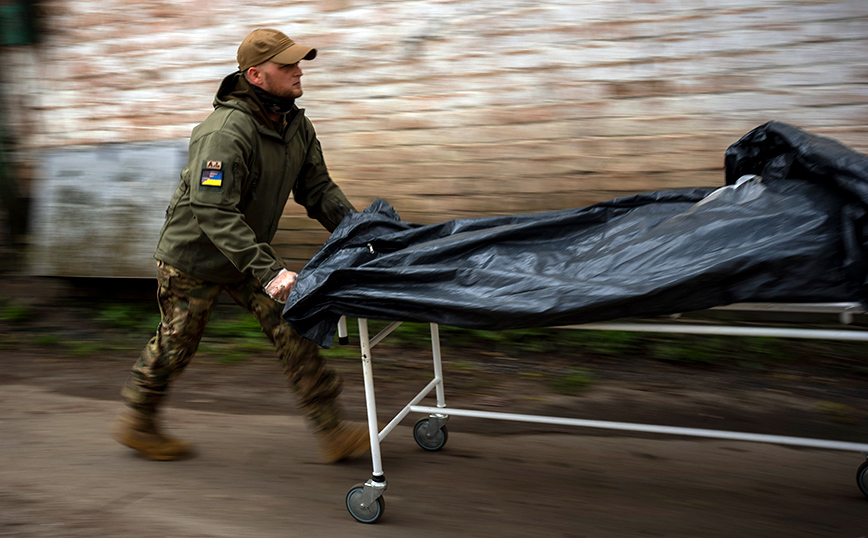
[213,72,303,138]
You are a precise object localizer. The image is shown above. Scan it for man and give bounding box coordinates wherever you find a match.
[113,28,369,463]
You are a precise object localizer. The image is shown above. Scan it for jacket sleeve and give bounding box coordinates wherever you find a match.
[188,129,284,286]
[293,128,356,233]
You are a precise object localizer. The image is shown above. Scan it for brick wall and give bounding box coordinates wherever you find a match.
[10,0,868,274]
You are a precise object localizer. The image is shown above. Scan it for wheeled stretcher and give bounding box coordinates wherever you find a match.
[275,123,868,522]
[341,303,868,523]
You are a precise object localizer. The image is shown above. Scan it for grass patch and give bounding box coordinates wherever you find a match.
[1,302,33,323]
[449,361,482,372]
[197,342,220,355]
[550,368,595,395]
[64,340,105,356]
[320,346,362,360]
[205,310,264,338]
[331,319,842,373]
[815,401,862,424]
[647,335,725,365]
[231,336,272,354]
[95,302,161,332]
[564,330,642,356]
[30,295,865,379]
[33,334,62,346]
[217,351,247,364]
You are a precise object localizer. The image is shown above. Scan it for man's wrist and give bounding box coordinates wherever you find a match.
[265,268,287,289]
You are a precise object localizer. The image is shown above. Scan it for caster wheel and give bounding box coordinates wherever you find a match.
[346,483,385,523]
[414,418,448,451]
[858,461,868,499]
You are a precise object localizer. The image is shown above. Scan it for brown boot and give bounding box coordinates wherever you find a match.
[319,421,371,463]
[112,407,194,461]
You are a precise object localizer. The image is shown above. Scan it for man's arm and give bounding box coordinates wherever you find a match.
[189,130,285,287]
[293,133,356,232]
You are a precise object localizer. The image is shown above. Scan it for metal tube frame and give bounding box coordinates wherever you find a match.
[349,303,868,512]
[354,319,450,497]
[356,318,384,478]
[407,405,868,452]
[558,322,868,341]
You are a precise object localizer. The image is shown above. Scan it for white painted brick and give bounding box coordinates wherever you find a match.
[8,0,868,277]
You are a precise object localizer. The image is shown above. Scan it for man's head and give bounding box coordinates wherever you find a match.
[238,29,317,100]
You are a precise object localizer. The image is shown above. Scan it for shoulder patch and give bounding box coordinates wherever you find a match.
[200,169,223,187]
[200,159,224,187]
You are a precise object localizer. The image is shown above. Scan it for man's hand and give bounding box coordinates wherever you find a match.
[265,269,297,303]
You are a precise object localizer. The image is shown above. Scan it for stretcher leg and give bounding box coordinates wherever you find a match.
[430,323,446,408]
[413,323,449,450]
[346,318,387,523]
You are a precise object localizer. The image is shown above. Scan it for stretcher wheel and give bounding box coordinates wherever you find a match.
[346,483,385,523]
[858,461,868,499]
[413,418,448,451]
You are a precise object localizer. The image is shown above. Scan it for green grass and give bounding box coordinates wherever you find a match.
[815,401,862,424]
[205,309,264,338]
[449,361,482,372]
[65,340,105,356]
[95,302,161,332]
[563,329,642,356]
[217,351,247,364]
[13,296,861,379]
[33,334,62,346]
[1,302,33,323]
[550,368,595,395]
[647,335,725,365]
[232,336,272,354]
[320,346,362,360]
[329,318,862,374]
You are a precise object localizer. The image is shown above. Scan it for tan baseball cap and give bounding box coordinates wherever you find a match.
[237,28,317,71]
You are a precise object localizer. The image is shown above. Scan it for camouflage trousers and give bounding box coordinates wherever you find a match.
[121,261,344,432]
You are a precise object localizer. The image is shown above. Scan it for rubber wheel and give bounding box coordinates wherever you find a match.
[858,461,868,499]
[346,484,385,523]
[413,418,448,451]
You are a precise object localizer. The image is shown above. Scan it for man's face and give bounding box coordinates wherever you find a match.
[254,61,304,99]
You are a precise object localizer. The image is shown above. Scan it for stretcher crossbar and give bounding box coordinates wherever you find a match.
[560,323,868,341]
[556,302,867,339]
[408,405,868,452]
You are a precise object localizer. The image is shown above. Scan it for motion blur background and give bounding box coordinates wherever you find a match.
[1,0,867,276]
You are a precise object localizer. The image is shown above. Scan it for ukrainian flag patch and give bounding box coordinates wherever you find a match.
[200,160,224,187]
[200,169,223,187]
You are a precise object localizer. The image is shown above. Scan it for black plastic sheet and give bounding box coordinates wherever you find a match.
[284,122,868,347]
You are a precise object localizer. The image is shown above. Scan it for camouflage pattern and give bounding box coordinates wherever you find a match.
[121,261,344,432]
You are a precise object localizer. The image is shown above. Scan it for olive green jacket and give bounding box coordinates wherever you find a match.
[154,72,354,285]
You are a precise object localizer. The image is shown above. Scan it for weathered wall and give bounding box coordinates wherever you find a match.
[10,0,868,275]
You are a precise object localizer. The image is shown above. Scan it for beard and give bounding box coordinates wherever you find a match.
[272,85,303,99]
[260,72,302,100]
[250,84,297,116]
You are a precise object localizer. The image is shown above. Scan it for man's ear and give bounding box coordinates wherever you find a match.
[246,66,263,85]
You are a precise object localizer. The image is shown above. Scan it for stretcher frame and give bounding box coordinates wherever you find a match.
[341,302,868,523]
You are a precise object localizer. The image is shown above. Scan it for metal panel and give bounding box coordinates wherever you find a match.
[28,141,187,278]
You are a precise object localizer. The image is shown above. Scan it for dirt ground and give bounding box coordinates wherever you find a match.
[2,277,868,537]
